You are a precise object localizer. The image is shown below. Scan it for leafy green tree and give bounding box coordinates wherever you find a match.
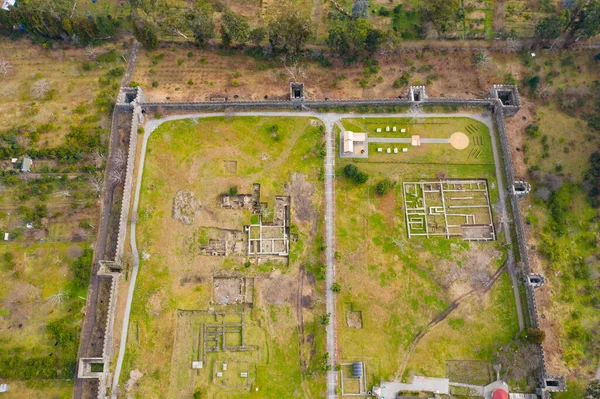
[523,327,546,344]
[326,25,351,55]
[331,282,341,293]
[563,0,600,41]
[535,15,564,40]
[376,178,395,195]
[249,27,266,46]
[267,13,312,55]
[190,7,215,45]
[220,10,250,46]
[354,171,369,184]
[421,0,460,33]
[132,9,159,49]
[343,164,358,178]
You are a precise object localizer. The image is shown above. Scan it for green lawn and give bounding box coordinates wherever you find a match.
[335,116,520,387]
[341,117,494,165]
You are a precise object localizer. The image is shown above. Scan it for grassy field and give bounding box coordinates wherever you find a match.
[341,117,494,165]
[0,242,92,396]
[334,116,522,390]
[120,116,328,398]
[0,38,126,395]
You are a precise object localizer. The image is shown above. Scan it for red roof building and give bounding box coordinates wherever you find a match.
[492,388,509,399]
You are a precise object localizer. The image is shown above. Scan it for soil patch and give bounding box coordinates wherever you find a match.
[346,311,363,328]
[286,173,316,222]
[260,270,297,305]
[173,189,201,225]
[224,160,237,174]
[450,132,470,150]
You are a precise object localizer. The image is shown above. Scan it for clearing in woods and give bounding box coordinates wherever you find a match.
[119,116,328,397]
[334,115,525,393]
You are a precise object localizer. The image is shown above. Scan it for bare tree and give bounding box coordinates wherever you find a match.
[55,190,71,198]
[113,147,128,169]
[93,149,106,165]
[0,59,13,76]
[109,168,124,185]
[536,83,554,100]
[85,45,98,60]
[89,174,104,196]
[31,79,52,99]
[283,61,307,82]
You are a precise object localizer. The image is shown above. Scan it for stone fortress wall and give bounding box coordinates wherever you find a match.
[93,84,563,397]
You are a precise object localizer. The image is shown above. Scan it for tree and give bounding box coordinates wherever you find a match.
[132,9,159,49]
[249,27,266,46]
[352,0,369,19]
[421,0,460,33]
[31,79,52,99]
[376,178,395,195]
[563,0,600,41]
[523,327,546,344]
[220,10,250,46]
[472,51,491,68]
[586,380,600,399]
[0,60,13,76]
[267,13,312,55]
[326,25,351,55]
[535,15,564,40]
[343,164,358,178]
[326,19,382,55]
[190,7,215,45]
[354,171,369,184]
[331,282,341,293]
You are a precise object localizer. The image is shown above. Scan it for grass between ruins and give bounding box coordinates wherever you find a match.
[334,116,528,392]
[120,116,328,397]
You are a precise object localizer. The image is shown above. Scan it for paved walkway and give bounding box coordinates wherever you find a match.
[368,137,450,144]
[111,110,525,397]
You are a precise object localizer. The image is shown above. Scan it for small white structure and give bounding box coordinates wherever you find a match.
[0,383,7,393]
[402,148,408,153]
[401,128,406,133]
[11,158,17,163]
[386,148,391,153]
[1,0,15,11]
[216,372,223,377]
[411,135,421,146]
[3,233,8,241]
[240,372,248,378]
[223,363,228,371]
[343,130,367,156]
[392,126,397,132]
[377,148,382,152]
[394,148,398,153]
[376,128,382,133]
[192,361,203,369]
[386,126,390,132]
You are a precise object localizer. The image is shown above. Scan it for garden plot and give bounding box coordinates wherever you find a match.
[403,179,495,241]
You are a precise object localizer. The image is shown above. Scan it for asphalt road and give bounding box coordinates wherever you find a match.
[110,110,525,398]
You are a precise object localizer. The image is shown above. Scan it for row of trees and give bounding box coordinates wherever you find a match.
[132,6,312,54]
[0,0,117,44]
